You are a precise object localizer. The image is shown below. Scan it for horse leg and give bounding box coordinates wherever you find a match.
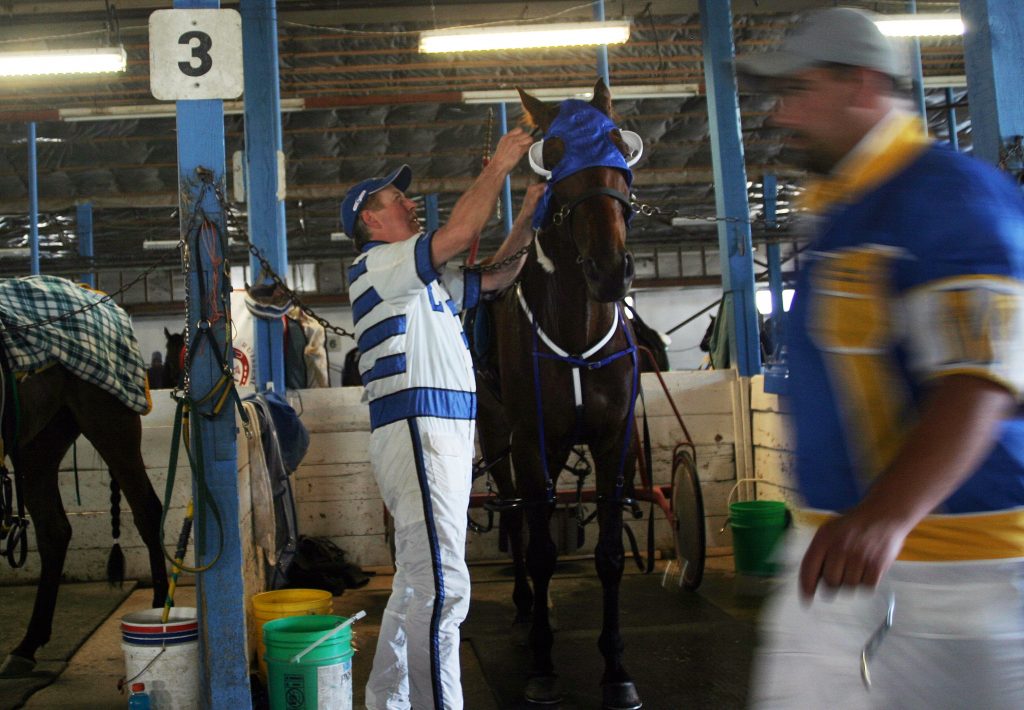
[66,382,168,608]
[476,376,533,628]
[593,447,642,710]
[3,408,78,672]
[517,437,569,705]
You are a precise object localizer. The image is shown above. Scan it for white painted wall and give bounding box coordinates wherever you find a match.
[130,283,725,388]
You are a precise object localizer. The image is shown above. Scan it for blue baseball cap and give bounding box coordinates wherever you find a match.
[339,164,413,238]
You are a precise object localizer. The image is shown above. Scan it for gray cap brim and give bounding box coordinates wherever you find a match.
[735,50,817,81]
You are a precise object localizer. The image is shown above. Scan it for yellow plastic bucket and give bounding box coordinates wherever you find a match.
[251,589,333,680]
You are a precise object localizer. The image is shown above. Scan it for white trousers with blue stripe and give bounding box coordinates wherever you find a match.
[366,416,474,710]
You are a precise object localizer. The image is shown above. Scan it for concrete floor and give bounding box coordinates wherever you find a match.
[8,554,771,709]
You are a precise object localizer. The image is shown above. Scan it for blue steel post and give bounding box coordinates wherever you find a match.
[173,1,249,707]
[960,0,1024,166]
[425,193,440,232]
[241,0,287,392]
[763,175,782,320]
[699,0,760,375]
[907,1,928,130]
[27,122,39,275]
[497,103,514,234]
[593,0,610,87]
[76,202,95,287]
[944,87,959,151]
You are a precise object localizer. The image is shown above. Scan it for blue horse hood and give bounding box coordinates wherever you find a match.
[532,100,634,230]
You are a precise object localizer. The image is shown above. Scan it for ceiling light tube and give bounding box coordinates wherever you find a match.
[419,20,631,54]
[463,83,698,104]
[0,47,128,77]
[874,14,964,37]
[143,239,180,251]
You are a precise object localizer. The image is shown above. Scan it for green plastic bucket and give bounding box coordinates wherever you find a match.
[729,500,788,576]
[264,615,354,710]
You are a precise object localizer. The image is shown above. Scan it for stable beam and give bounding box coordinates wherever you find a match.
[698,0,761,376]
[242,0,288,392]
[960,0,1024,165]
[75,202,94,287]
[173,1,249,708]
[28,122,39,275]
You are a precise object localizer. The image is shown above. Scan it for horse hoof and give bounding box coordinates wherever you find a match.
[525,674,562,704]
[0,653,36,679]
[602,681,642,710]
[511,620,530,647]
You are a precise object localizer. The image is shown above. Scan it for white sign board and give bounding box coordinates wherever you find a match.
[149,9,243,101]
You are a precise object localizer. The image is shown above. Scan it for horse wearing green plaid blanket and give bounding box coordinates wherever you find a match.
[0,276,168,678]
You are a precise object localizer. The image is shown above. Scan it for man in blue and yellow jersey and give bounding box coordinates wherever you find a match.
[738,8,1024,708]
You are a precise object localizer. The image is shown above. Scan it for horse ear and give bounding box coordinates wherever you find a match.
[164,327,170,338]
[590,78,612,116]
[517,87,558,133]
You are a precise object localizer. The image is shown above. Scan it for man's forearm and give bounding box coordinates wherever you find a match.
[481,216,533,292]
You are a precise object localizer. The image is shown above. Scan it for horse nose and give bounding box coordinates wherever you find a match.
[622,253,635,284]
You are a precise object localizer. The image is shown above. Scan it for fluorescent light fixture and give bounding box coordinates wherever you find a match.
[419,20,631,54]
[463,83,698,104]
[0,46,127,77]
[330,232,351,242]
[0,248,31,258]
[875,14,964,37]
[143,239,180,250]
[59,97,305,122]
[922,75,967,88]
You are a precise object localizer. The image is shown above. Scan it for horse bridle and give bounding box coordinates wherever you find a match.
[550,186,632,228]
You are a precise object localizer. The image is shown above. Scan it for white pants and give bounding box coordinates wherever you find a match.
[365,417,474,710]
[751,527,1024,709]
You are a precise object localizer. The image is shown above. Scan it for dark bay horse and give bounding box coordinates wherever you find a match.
[0,277,168,677]
[478,80,645,709]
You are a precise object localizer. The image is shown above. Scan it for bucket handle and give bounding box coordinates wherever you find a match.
[720,477,793,533]
[289,610,366,664]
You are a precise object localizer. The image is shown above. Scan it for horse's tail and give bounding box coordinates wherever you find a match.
[106,476,125,587]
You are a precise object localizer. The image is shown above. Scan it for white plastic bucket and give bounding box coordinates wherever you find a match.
[121,607,200,710]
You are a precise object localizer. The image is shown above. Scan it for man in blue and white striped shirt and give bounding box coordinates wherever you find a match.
[342,127,539,710]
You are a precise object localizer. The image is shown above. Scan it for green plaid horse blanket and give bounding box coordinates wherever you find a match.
[0,276,151,414]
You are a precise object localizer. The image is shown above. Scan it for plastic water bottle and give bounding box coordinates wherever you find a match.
[128,682,151,709]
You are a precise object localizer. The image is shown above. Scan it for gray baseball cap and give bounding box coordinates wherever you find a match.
[735,7,902,82]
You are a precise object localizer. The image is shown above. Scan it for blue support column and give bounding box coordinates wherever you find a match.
[76,202,95,287]
[699,0,760,376]
[960,0,1024,166]
[174,1,249,708]
[763,175,783,321]
[945,87,960,151]
[907,1,928,130]
[425,193,440,232]
[27,122,39,275]
[593,0,610,86]
[241,0,287,392]
[497,103,514,234]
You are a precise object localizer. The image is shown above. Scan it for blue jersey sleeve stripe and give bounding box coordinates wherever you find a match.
[357,314,407,353]
[461,332,470,350]
[445,299,457,316]
[352,287,383,324]
[347,259,368,285]
[415,231,442,285]
[463,269,481,311]
[361,353,407,386]
[368,388,477,429]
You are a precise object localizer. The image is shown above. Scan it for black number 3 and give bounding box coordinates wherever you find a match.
[178,31,213,77]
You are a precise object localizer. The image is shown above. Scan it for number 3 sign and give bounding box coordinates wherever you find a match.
[149,9,243,101]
